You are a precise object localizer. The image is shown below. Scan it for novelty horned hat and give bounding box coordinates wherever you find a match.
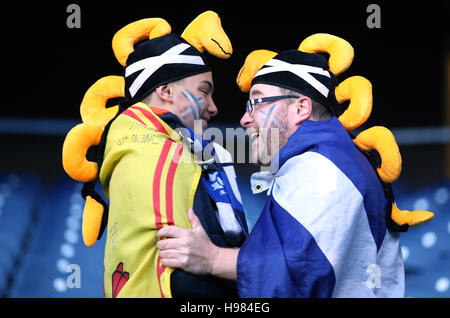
[62,11,233,247]
[237,33,434,230]
[124,34,210,103]
[237,34,370,130]
[113,12,232,104]
[251,50,340,115]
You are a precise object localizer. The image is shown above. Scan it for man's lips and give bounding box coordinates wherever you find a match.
[246,128,260,140]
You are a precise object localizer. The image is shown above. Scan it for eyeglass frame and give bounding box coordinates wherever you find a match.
[245,95,301,115]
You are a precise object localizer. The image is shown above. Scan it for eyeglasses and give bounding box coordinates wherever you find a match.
[245,95,300,115]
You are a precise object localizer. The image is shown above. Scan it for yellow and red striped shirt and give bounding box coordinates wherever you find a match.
[100,102,201,297]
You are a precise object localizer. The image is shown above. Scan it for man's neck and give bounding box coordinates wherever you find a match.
[138,100,170,116]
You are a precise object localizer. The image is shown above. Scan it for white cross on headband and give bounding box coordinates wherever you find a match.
[125,43,205,98]
[254,59,332,98]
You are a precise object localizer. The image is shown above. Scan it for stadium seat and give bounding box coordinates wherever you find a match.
[0,172,42,296]
[9,176,106,298]
[397,179,450,297]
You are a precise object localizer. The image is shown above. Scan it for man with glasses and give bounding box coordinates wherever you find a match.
[157,47,405,297]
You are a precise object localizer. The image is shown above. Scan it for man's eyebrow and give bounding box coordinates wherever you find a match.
[250,89,264,98]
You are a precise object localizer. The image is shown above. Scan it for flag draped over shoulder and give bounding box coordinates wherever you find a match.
[237,117,404,298]
[179,124,248,244]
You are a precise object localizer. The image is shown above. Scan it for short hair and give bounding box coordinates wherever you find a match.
[279,87,332,121]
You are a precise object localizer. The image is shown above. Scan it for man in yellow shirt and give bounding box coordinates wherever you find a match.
[98,13,248,297]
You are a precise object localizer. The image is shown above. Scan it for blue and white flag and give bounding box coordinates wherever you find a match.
[179,126,248,240]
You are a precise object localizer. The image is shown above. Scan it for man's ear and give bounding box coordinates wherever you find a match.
[292,96,312,125]
[155,84,174,103]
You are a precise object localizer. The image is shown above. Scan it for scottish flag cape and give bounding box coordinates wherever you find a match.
[237,116,405,297]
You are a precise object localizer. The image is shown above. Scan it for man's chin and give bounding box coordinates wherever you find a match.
[191,119,207,135]
[256,153,273,167]
[201,119,208,132]
[250,139,273,166]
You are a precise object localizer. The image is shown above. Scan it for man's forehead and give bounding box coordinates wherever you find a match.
[185,72,213,86]
[250,83,282,97]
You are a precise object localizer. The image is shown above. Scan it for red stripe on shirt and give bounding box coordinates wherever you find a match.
[130,105,169,135]
[122,109,147,126]
[165,143,184,226]
[153,139,173,298]
[153,139,172,229]
[156,256,166,298]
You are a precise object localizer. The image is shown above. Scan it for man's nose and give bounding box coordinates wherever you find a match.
[207,98,218,117]
[240,111,253,128]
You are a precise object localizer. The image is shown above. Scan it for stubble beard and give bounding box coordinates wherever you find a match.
[250,107,289,167]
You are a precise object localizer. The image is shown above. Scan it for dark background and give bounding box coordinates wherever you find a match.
[2,1,448,125]
[1,1,449,186]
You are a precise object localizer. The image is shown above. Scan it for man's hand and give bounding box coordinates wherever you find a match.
[156,209,219,276]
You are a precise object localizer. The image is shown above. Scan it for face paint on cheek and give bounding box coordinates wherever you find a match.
[269,116,280,127]
[188,92,206,117]
[180,91,199,120]
[254,109,266,123]
[254,104,277,129]
[179,106,191,120]
[253,104,290,166]
[262,104,277,128]
[179,90,207,121]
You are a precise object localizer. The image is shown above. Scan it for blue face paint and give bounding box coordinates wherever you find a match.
[179,106,192,120]
[180,90,207,120]
[180,91,199,120]
[258,109,267,115]
[269,116,281,128]
[262,104,277,128]
[186,90,206,117]
[255,104,278,128]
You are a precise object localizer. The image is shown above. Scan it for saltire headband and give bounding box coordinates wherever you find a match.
[251,50,339,115]
[124,35,209,103]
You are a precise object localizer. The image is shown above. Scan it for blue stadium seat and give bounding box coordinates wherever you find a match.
[9,176,106,298]
[0,266,7,297]
[391,180,413,200]
[0,172,42,296]
[397,179,450,297]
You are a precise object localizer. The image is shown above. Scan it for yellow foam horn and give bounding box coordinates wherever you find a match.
[112,18,172,66]
[82,196,104,247]
[80,75,124,126]
[236,49,278,93]
[181,11,232,59]
[62,123,104,182]
[353,126,402,183]
[299,33,354,76]
[336,76,372,131]
[391,203,434,227]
